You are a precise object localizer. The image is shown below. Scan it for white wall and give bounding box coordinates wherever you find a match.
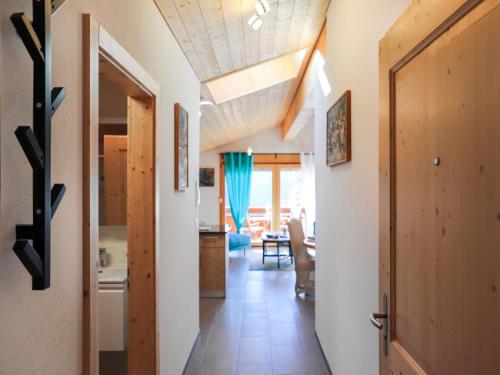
[0,1,200,374]
[199,150,221,225]
[99,226,128,266]
[314,1,409,374]
[199,120,314,224]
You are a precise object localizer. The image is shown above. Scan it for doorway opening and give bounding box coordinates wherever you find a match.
[98,80,128,374]
[83,15,160,375]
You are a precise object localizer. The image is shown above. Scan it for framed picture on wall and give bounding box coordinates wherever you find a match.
[199,168,215,187]
[174,103,189,191]
[326,90,351,166]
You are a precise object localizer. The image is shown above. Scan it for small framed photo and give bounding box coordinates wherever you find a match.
[199,168,215,187]
[327,90,351,166]
[174,103,189,191]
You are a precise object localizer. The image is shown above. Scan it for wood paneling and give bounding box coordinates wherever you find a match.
[282,23,326,140]
[127,97,157,375]
[199,81,296,151]
[379,1,500,374]
[220,153,300,165]
[98,124,127,223]
[155,0,329,80]
[155,0,330,151]
[103,135,128,226]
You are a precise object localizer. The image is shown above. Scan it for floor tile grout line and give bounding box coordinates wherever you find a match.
[196,250,324,375]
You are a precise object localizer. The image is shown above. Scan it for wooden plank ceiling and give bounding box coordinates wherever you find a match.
[155,0,330,151]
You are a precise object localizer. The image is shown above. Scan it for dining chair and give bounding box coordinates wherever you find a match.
[288,218,315,295]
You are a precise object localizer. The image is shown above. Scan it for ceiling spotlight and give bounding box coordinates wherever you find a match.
[199,99,215,117]
[248,14,263,31]
[255,0,271,16]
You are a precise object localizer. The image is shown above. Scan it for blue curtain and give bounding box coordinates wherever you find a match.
[224,152,254,233]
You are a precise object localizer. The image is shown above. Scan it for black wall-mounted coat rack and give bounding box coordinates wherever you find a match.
[11,0,67,290]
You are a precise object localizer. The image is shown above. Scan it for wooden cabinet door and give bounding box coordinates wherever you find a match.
[199,246,225,290]
[379,2,500,374]
[103,135,128,225]
[199,233,228,297]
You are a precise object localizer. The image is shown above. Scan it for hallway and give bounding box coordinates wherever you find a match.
[186,251,330,375]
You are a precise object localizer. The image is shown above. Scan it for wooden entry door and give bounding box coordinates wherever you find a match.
[378,1,500,374]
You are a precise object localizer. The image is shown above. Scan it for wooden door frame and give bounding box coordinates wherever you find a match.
[379,0,496,373]
[83,14,160,375]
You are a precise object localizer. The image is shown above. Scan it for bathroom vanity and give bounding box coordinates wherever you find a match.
[99,265,128,351]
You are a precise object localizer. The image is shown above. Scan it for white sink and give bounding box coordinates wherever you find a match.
[99,265,127,284]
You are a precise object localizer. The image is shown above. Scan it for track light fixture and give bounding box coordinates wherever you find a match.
[255,0,271,16]
[248,0,270,31]
[248,14,263,31]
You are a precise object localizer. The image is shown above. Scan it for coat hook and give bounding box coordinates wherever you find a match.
[10,0,66,290]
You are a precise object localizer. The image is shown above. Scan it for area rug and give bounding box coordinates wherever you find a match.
[247,249,295,271]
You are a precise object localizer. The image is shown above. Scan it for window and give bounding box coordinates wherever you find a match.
[223,154,308,244]
[279,167,303,233]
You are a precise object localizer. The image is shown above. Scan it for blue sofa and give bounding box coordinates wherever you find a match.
[229,232,251,255]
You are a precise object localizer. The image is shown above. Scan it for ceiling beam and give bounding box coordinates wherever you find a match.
[282,22,327,141]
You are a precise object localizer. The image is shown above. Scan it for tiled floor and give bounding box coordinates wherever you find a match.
[185,250,330,375]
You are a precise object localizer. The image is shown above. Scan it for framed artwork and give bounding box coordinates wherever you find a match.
[174,103,189,191]
[199,168,215,187]
[326,90,351,166]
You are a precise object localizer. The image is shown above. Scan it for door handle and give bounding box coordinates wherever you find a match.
[370,312,386,330]
[370,294,388,356]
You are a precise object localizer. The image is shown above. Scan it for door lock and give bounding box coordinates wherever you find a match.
[370,294,388,356]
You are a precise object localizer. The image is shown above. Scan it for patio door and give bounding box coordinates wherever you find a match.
[225,165,274,244]
[221,154,305,244]
[278,165,303,233]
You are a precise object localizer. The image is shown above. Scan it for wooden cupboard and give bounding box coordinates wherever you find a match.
[102,135,128,226]
[199,228,228,298]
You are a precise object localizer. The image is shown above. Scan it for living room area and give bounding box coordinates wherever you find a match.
[199,117,316,271]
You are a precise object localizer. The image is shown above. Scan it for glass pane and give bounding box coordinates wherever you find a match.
[225,168,273,243]
[280,168,303,233]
